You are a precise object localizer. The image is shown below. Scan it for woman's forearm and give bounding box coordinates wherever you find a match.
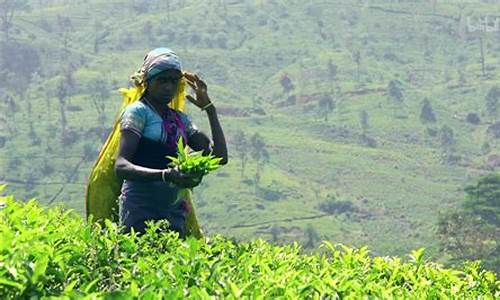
[115,157,202,188]
[205,105,228,164]
[114,157,165,182]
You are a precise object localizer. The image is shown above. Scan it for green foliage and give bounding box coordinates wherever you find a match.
[437,173,500,276]
[319,95,335,121]
[485,87,499,119]
[387,80,403,104]
[0,195,498,298]
[420,98,436,124]
[232,130,249,179]
[440,125,455,151]
[463,173,500,226]
[249,133,269,186]
[167,138,222,176]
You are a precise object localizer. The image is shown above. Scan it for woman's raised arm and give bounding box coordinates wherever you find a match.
[184,72,228,165]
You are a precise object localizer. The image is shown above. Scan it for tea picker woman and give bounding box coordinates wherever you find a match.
[114,48,228,237]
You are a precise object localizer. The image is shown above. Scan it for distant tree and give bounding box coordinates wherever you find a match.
[56,79,69,134]
[60,67,76,100]
[83,142,98,162]
[165,0,171,21]
[481,142,491,155]
[466,113,480,125]
[56,15,72,60]
[487,121,500,139]
[280,74,294,94]
[25,171,36,192]
[270,225,281,243]
[8,156,21,171]
[437,173,500,275]
[89,79,110,124]
[360,133,377,148]
[458,71,466,87]
[0,0,30,40]
[479,37,486,77]
[142,21,154,45]
[318,95,335,121]
[40,160,54,176]
[423,49,433,64]
[28,122,40,146]
[232,130,248,179]
[327,60,337,80]
[318,199,356,215]
[440,125,455,150]
[131,0,149,14]
[0,41,40,98]
[359,110,369,132]
[463,174,500,225]
[351,49,361,81]
[440,125,459,164]
[286,95,296,106]
[304,224,320,249]
[420,98,436,123]
[387,80,403,104]
[250,133,269,187]
[485,86,499,120]
[93,19,110,54]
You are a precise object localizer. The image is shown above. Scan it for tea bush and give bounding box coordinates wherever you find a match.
[0,190,498,299]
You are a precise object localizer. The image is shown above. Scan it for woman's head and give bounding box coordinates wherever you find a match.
[146,69,182,103]
[132,48,184,103]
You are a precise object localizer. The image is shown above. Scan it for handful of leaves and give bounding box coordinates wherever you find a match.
[167,138,222,177]
[167,138,222,206]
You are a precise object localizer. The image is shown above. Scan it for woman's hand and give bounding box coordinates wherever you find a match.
[183,72,212,110]
[164,167,203,188]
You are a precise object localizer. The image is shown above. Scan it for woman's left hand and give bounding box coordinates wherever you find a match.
[184,72,212,109]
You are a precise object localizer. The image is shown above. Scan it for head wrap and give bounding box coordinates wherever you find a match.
[128,48,187,112]
[131,47,182,86]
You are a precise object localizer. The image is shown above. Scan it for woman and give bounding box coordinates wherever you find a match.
[114,48,228,238]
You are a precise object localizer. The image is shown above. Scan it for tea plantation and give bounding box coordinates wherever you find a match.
[0,187,498,299]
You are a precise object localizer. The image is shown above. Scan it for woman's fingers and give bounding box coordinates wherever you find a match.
[183,71,195,80]
[186,79,197,89]
[184,72,206,91]
[186,95,200,106]
[170,169,203,188]
[186,79,204,95]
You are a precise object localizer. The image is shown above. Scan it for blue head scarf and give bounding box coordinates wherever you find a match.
[132,48,183,85]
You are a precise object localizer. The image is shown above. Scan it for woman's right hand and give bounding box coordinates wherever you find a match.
[164,167,203,188]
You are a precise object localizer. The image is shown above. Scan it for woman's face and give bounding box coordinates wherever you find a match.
[146,69,182,103]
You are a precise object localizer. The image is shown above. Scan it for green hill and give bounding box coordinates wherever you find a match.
[0,192,498,298]
[1,0,499,267]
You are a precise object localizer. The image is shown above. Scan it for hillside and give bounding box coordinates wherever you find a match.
[0,0,499,263]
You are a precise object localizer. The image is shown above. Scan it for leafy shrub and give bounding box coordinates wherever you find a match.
[466,112,481,125]
[0,188,498,298]
[420,98,436,123]
[487,121,500,138]
[318,199,357,215]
